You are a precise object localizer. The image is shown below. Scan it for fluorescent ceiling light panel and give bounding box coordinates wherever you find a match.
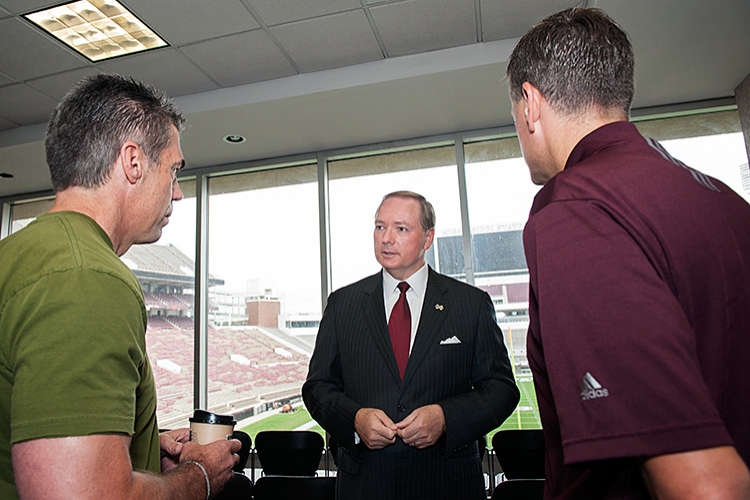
[25,0,167,62]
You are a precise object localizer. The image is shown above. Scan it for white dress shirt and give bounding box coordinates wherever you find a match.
[354,264,429,443]
[382,263,428,354]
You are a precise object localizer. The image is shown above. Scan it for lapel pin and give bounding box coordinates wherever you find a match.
[435,304,444,311]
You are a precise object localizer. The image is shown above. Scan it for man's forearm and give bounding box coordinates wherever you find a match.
[13,434,238,500]
[641,446,750,500]
[132,461,211,500]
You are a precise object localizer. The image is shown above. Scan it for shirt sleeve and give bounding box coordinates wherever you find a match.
[527,200,731,464]
[9,268,147,444]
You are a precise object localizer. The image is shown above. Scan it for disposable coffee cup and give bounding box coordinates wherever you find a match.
[189,409,251,472]
[189,409,236,445]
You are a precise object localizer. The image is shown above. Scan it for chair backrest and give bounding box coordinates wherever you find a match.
[326,433,339,467]
[253,476,335,500]
[479,434,487,462]
[213,472,254,500]
[255,430,324,476]
[492,429,545,480]
[490,478,545,500]
[231,430,252,472]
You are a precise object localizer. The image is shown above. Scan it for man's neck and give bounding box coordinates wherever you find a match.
[383,263,428,284]
[547,107,628,173]
[49,186,131,256]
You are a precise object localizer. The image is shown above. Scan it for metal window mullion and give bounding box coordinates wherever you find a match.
[455,134,475,285]
[0,202,11,239]
[194,173,209,410]
[317,153,332,311]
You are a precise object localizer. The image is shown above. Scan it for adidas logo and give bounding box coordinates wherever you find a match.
[580,372,609,401]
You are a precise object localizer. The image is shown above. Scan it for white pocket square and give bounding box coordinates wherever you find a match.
[440,336,461,345]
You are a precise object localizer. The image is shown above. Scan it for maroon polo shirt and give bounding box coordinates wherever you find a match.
[524,121,750,498]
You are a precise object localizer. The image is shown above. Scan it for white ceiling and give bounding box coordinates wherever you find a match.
[0,0,749,198]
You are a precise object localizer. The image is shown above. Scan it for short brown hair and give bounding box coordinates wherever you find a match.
[377,191,436,232]
[506,8,634,117]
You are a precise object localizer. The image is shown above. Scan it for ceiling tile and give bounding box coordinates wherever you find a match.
[124,0,260,46]
[0,72,16,86]
[0,0,749,200]
[97,48,219,97]
[248,0,361,27]
[480,0,576,41]
[181,30,297,88]
[0,1,58,15]
[0,83,58,126]
[26,68,103,101]
[271,10,383,73]
[370,0,477,57]
[0,18,89,81]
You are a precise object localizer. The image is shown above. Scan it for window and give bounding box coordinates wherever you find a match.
[8,198,54,232]
[328,144,464,290]
[136,179,196,428]
[206,164,322,436]
[3,108,746,446]
[635,110,749,202]
[464,137,542,431]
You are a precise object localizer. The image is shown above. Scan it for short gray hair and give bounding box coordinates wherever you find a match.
[45,73,185,192]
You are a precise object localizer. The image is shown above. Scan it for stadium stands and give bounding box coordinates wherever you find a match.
[131,240,531,431]
[145,306,312,428]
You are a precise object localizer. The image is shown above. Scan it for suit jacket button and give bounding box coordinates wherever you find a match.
[397,405,405,412]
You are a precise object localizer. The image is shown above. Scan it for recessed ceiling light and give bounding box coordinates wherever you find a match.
[223,135,247,144]
[24,1,168,62]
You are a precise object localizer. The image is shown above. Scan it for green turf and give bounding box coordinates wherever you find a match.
[239,409,327,442]
[239,378,540,448]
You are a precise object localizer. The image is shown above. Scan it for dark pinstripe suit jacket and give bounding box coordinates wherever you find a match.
[303,268,519,500]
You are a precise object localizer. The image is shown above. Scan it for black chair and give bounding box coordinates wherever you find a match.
[479,434,487,461]
[326,432,339,468]
[232,430,252,472]
[214,472,254,500]
[254,430,324,476]
[491,429,545,500]
[491,479,545,500]
[492,429,545,479]
[253,476,335,500]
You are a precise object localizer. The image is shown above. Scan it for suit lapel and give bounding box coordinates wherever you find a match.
[402,268,449,387]
[362,271,402,383]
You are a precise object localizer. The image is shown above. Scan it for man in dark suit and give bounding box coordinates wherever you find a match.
[303,191,519,500]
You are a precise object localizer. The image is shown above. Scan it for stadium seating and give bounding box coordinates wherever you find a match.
[214,472,253,500]
[253,476,335,500]
[145,308,312,427]
[491,479,544,499]
[491,429,545,499]
[255,430,324,477]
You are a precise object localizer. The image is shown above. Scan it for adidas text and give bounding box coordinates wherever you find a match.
[580,388,609,400]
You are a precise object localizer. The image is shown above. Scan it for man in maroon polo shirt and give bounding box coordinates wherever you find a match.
[506,8,750,499]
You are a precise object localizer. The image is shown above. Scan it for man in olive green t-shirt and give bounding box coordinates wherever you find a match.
[0,74,240,499]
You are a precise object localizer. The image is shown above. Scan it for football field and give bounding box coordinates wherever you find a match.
[239,378,540,447]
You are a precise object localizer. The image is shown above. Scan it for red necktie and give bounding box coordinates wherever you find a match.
[388,281,411,380]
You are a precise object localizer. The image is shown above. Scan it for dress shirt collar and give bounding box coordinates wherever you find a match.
[382,263,428,299]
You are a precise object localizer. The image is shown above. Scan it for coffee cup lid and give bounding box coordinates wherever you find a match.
[189,409,236,426]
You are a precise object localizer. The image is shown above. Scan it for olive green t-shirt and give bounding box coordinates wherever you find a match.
[0,211,160,499]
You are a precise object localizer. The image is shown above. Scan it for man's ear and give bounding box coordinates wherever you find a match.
[521,82,543,133]
[423,228,435,250]
[119,141,145,185]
